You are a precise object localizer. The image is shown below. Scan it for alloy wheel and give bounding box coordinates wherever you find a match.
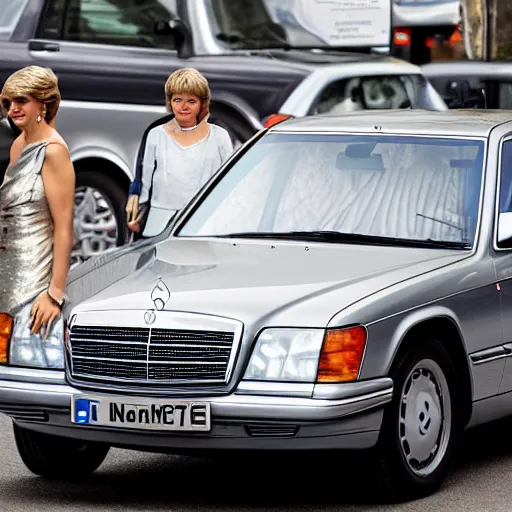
[72,186,118,267]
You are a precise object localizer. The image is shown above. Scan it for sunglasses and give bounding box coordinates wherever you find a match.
[1,96,29,110]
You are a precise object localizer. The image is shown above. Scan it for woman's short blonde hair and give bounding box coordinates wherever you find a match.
[0,65,61,122]
[164,68,210,112]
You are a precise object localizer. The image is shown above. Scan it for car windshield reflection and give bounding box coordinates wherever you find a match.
[177,133,485,248]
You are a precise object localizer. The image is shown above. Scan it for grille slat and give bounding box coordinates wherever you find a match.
[69,324,236,385]
[72,340,147,360]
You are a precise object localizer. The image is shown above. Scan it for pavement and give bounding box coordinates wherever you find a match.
[1,413,512,512]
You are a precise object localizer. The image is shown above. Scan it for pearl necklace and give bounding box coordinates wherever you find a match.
[177,121,198,131]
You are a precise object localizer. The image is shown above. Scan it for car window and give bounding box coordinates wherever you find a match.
[497,140,512,249]
[39,0,178,49]
[499,83,512,109]
[178,133,485,247]
[498,141,512,215]
[0,0,28,39]
[309,75,420,115]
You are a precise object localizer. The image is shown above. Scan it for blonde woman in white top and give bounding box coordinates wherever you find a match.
[126,68,233,237]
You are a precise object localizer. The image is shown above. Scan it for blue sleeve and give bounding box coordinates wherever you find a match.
[129,113,175,197]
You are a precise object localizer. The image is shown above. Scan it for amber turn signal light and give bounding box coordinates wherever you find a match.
[317,326,367,383]
[0,313,13,364]
[263,113,294,128]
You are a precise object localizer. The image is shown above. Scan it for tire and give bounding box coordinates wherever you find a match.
[13,423,110,479]
[73,171,128,266]
[374,336,462,502]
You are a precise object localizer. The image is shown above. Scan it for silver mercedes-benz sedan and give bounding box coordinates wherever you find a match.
[2,109,512,501]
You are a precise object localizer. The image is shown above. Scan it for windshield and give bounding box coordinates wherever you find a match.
[177,133,485,247]
[208,0,392,50]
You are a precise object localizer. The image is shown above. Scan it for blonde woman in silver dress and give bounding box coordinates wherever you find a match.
[0,66,75,338]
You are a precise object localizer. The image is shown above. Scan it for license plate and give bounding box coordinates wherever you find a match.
[71,395,211,432]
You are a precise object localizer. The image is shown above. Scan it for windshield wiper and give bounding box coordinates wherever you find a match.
[216,231,472,249]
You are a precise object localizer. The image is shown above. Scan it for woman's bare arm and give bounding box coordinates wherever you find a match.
[41,142,76,298]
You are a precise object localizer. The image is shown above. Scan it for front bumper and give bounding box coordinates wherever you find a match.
[0,368,393,451]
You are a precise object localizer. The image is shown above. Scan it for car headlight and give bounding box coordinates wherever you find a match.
[243,326,367,383]
[7,303,65,369]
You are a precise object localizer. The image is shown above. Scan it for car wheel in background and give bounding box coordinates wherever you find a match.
[73,171,128,267]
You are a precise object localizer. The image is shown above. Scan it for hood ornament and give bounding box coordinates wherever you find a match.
[144,278,170,325]
[151,278,171,311]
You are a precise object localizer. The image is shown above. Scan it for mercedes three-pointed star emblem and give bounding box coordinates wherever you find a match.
[144,310,156,325]
[151,278,171,311]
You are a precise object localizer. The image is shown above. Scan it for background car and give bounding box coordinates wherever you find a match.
[391,0,461,64]
[0,117,14,186]
[0,0,447,265]
[422,60,512,109]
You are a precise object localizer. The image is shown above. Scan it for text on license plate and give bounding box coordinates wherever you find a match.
[71,396,211,431]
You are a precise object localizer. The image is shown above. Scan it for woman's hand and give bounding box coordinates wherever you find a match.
[127,219,141,233]
[30,291,61,339]
[125,195,139,226]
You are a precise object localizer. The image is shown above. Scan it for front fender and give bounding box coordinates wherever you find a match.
[360,306,466,379]
[210,92,263,131]
[70,146,132,181]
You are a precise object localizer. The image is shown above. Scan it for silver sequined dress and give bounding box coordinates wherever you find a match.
[0,141,54,314]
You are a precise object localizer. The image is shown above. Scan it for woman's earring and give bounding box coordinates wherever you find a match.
[37,115,42,123]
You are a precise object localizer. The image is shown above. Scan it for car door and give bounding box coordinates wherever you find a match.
[492,136,512,393]
[28,0,182,105]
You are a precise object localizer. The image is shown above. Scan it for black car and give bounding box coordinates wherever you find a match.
[421,61,512,109]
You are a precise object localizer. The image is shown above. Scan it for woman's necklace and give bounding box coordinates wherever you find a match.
[176,119,198,131]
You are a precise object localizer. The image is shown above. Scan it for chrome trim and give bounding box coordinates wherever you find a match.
[492,133,512,252]
[31,39,179,57]
[66,310,244,388]
[269,130,488,141]
[0,380,393,422]
[72,355,226,365]
[236,381,314,398]
[0,367,66,384]
[312,377,394,400]
[470,345,510,365]
[60,99,166,115]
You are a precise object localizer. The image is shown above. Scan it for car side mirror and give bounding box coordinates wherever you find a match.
[498,212,512,244]
[154,18,194,59]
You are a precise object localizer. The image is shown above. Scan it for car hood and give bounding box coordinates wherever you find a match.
[69,237,470,327]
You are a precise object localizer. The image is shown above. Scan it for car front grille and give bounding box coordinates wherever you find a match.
[68,324,237,386]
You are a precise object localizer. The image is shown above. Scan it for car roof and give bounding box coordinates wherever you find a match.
[270,109,512,137]
[422,61,512,78]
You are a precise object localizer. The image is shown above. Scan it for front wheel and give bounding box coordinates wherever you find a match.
[13,423,110,479]
[374,337,461,501]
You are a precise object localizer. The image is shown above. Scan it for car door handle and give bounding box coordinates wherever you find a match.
[28,40,60,52]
